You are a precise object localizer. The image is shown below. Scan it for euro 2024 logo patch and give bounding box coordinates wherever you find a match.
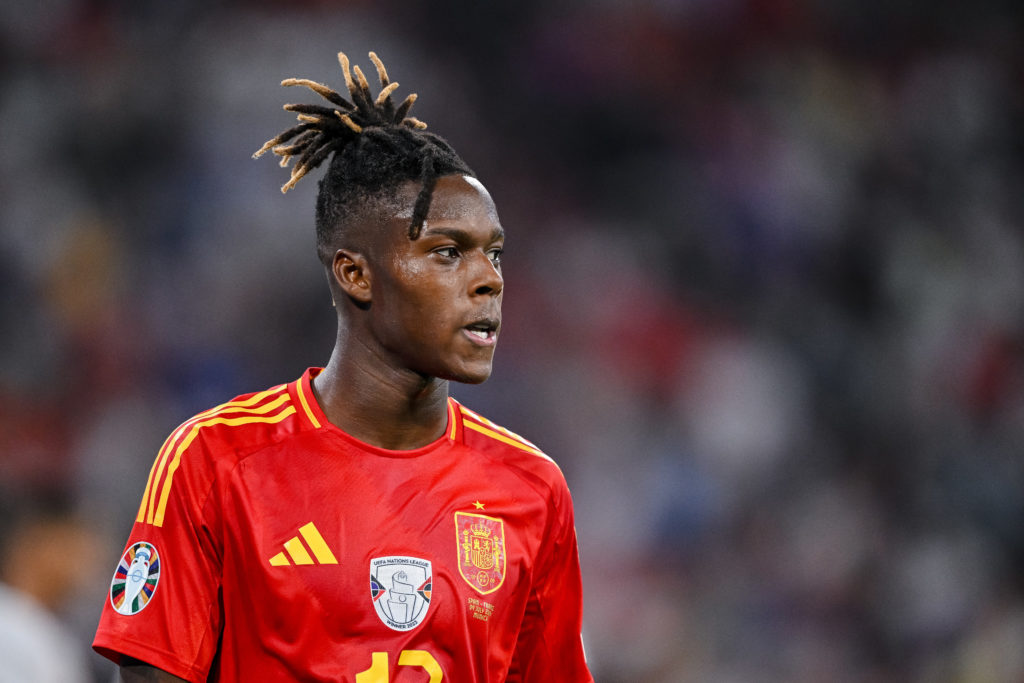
[110,542,161,615]
[369,556,432,631]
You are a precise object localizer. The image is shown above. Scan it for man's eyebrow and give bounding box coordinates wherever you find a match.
[422,225,505,242]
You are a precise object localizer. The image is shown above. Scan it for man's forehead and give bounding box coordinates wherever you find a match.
[461,176,488,195]
[390,174,493,221]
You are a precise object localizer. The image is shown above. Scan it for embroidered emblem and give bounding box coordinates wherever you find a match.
[110,542,161,615]
[455,512,506,595]
[369,556,432,631]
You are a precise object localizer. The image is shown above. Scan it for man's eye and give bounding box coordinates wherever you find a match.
[436,247,459,259]
[488,249,503,265]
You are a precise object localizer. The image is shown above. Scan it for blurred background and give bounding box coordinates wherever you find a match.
[2,0,1023,681]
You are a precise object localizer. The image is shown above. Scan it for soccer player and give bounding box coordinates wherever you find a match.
[92,50,594,682]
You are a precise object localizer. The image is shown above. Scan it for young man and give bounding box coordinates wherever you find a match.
[92,51,593,682]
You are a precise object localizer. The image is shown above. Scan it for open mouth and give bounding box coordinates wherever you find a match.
[463,319,499,345]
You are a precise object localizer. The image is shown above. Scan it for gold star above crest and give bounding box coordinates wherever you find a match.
[473,500,485,510]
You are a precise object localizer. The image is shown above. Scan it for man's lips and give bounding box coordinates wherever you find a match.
[463,327,497,345]
[462,317,500,346]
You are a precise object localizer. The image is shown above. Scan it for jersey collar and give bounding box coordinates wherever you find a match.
[292,367,463,447]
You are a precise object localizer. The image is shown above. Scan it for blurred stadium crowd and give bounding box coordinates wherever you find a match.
[1,0,1023,681]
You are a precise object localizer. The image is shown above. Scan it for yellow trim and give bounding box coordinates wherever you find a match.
[299,522,337,564]
[296,375,322,429]
[269,552,290,566]
[447,400,457,441]
[459,406,541,450]
[148,394,291,524]
[461,419,548,459]
[137,426,196,524]
[151,405,296,526]
[284,536,314,565]
[138,385,288,523]
[135,446,164,522]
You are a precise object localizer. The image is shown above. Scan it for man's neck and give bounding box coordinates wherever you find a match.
[310,346,451,451]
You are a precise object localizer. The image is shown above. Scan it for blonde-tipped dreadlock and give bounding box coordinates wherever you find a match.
[254,51,428,193]
[255,50,474,262]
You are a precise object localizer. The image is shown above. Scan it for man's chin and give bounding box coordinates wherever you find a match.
[444,362,494,385]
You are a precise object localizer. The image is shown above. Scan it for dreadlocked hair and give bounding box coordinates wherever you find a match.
[254,51,475,264]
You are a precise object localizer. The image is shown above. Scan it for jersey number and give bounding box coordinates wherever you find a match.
[356,650,443,682]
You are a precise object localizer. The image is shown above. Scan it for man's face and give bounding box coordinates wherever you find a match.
[367,174,504,384]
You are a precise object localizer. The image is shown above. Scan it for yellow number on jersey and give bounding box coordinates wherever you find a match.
[356,650,443,682]
[355,652,389,683]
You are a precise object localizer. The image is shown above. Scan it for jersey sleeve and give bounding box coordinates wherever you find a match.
[92,430,225,683]
[506,477,593,682]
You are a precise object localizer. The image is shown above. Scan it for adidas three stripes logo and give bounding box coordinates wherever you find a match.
[269,522,338,566]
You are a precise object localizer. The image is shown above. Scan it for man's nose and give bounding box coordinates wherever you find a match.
[471,252,502,296]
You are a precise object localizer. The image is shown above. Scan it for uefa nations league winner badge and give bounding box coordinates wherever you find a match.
[369,556,432,631]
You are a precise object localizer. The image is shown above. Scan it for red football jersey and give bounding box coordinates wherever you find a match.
[93,368,592,682]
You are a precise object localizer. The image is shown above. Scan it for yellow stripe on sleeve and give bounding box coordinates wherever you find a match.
[146,393,291,524]
[151,405,296,527]
[137,420,202,524]
[459,406,542,451]
[461,419,551,460]
[141,385,288,524]
[135,445,165,523]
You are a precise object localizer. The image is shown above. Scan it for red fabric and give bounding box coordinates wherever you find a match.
[94,368,592,682]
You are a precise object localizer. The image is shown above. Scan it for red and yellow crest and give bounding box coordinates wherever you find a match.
[455,512,506,594]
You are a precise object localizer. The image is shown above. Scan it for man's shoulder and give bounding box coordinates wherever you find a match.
[166,379,312,466]
[133,378,317,529]
[454,401,565,481]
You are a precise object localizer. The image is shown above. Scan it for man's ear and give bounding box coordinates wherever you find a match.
[332,249,372,305]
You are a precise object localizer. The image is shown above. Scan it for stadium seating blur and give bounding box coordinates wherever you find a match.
[1,1,1022,680]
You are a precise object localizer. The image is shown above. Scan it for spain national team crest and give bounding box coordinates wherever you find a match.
[369,556,432,631]
[455,512,506,595]
[110,542,161,616]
